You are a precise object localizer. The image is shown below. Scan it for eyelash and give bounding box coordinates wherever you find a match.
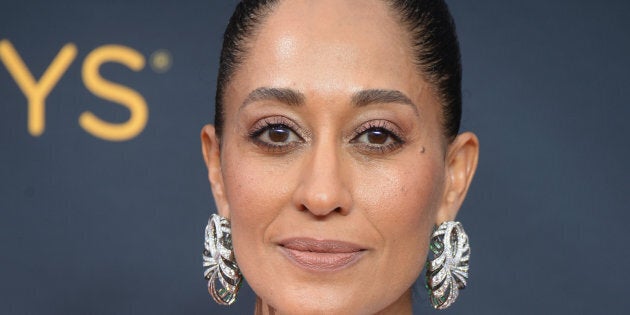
[350,120,405,154]
[247,117,405,154]
[247,117,304,153]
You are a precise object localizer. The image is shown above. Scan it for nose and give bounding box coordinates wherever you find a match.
[292,139,353,217]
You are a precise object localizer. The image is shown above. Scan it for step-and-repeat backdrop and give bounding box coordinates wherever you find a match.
[2,1,629,314]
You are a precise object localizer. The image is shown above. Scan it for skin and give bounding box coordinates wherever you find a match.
[201,0,479,314]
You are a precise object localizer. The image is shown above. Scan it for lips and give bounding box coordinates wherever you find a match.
[278,238,366,272]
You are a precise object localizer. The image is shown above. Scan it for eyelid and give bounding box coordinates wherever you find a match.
[351,120,405,142]
[246,116,309,154]
[248,116,306,140]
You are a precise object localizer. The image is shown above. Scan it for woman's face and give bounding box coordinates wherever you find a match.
[203,0,476,313]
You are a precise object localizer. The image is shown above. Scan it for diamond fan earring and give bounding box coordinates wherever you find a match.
[203,214,243,305]
[425,221,470,309]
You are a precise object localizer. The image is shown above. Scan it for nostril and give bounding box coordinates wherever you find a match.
[298,204,347,217]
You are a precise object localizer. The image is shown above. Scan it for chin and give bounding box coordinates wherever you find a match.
[265,293,370,315]
[251,278,410,315]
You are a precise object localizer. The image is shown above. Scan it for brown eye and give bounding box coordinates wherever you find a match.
[355,127,395,145]
[252,123,302,148]
[268,126,290,142]
[366,129,389,144]
[351,124,405,154]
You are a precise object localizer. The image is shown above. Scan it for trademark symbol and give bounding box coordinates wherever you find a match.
[149,49,172,73]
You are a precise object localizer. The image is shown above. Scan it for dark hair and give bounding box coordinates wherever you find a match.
[214,0,461,141]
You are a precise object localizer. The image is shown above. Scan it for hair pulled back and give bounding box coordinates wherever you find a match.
[214,0,462,141]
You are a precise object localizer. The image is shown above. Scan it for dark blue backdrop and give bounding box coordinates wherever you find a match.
[1,0,628,314]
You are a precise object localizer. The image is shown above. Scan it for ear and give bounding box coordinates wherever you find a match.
[201,124,231,219]
[435,132,479,224]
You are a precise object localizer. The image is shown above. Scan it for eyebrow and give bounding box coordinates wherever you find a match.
[240,87,305,110]
[351,89,419,116]
[240,87,419,116]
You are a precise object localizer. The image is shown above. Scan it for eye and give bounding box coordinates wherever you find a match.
[257,124,299,144]
[351,121,405,154]
[248,117,304,152]
[356,128,394,145]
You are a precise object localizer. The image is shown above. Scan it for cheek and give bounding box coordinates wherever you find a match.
[220,146,288,234]
[220,132,293,215]
[356,153,445,279]
[359,154,444,232]
[218,140,294,273]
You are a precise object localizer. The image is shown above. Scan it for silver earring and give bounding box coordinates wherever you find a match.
[203,214,243,305]
[425,221,470,309]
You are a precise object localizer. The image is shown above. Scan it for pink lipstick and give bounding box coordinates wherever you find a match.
[278,238,366,272]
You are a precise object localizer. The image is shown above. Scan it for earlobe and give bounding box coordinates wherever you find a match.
[435,132,479,224]
[201,124,231,218]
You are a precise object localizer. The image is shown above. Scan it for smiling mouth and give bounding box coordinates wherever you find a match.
[278,238,367,272]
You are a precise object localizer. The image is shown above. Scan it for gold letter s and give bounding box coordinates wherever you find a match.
[0,39,77,136]
[81,45,148,141]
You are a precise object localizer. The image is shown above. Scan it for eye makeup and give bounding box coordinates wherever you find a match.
[247,116,305,153]
[350,120,406,155]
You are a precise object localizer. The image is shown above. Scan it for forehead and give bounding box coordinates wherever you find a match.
[228,0,429,104]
